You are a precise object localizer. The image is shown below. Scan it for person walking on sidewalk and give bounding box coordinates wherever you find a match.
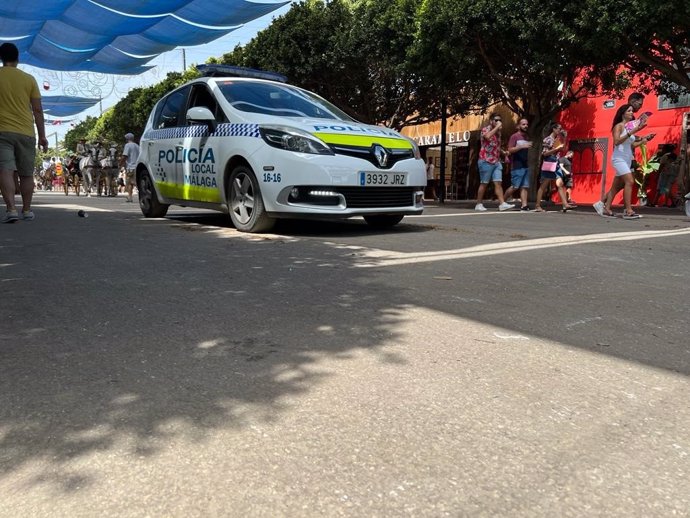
[534,122,574,213]
[504,118,532,211]
[593,104,655,219]
[0,42,48,223]
[120,132,140,202]
[475,114,514,212]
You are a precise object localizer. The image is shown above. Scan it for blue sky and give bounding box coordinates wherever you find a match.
[20,1,296,145]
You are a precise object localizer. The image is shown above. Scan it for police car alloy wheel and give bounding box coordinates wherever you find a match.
[228,165,274,232]
[139,169,169,218]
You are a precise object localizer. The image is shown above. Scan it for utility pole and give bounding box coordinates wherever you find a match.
[46,132,59,152]
[439,99,447,204]
[182,49,186,71]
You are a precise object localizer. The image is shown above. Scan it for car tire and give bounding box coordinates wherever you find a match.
[227,165,275,233]
[363,214,404,228]
[138,169,169,218]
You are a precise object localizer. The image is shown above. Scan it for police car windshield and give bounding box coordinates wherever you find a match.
[218,81,354,121]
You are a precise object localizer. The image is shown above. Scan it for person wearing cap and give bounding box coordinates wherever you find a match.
[120,132,140,202]
[0,42,49,222]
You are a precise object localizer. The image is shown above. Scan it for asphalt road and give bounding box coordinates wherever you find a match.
[1,193,689,517]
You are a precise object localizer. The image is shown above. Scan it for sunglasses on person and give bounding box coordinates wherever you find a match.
[493,118,502,122]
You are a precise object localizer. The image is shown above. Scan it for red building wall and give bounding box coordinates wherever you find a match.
[558,88,689,204]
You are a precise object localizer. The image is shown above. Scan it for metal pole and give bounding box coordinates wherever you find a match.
[182,49,187,71]
[439,99,447,203]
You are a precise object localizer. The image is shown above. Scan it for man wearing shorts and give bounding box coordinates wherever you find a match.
[0,42,48,222]
[504,118,532,211]
[120,132,140,202]
[475,113,514,212]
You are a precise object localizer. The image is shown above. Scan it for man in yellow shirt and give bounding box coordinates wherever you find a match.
[0,42,48,223]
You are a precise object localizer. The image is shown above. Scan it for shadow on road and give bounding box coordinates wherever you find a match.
[1,205,687,493]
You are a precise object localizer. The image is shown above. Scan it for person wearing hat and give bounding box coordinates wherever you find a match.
[120,132,140,202]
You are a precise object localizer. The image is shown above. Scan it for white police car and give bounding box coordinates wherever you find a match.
[137,64,425,232]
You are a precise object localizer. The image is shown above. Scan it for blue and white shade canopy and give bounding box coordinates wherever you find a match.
[1,0,290,75]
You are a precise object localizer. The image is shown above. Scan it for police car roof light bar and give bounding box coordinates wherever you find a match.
[196,64,288,83]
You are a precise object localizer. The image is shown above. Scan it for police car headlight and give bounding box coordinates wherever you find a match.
[260,126,334,155]
[407,137,422,160]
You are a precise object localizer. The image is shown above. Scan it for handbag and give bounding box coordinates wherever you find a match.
[541,160,558,172]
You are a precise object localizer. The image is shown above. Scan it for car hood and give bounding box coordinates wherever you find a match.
[265,118,414,150]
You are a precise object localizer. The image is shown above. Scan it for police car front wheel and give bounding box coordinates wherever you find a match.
[227,165,275,233]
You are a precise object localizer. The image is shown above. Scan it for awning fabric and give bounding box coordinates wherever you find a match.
[42,95,101,117]
[0,1,290,75]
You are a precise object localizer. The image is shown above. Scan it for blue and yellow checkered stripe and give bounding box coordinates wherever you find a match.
[144,123,260,140]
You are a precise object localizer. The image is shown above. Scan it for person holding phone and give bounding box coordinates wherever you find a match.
[593,103,655,219]
[475,114,514,212]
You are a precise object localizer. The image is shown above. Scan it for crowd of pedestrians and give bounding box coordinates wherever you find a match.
[1,41,681,225]
[426,92,668,220]
[1,42,140,223]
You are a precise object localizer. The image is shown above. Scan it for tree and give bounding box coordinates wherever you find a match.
[579,0,690,98]
[64,116,98,152]
[414,0,628,184]
[218,0,435,130]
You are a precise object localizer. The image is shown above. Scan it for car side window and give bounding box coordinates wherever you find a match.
[154,87,189,129]
[187,84,227,123]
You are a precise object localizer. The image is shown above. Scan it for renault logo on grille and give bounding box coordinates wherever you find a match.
[372,144,389,167]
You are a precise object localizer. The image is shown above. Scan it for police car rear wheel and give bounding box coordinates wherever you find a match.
[139,169,169,218]
[364,215,404,228]
[228,166,274,233]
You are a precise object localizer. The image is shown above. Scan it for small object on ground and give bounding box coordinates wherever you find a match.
[78,210,88,218]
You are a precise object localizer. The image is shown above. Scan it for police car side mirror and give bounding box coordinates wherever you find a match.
[187,107,217,133]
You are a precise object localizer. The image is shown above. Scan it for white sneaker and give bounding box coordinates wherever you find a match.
[593,200,605,216]
[22,211,35,221]
[2,210,19,223]
[498,202,515,211]
[474,203,487,212]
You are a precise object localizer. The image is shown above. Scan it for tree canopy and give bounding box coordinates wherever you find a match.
[64,0,689,150]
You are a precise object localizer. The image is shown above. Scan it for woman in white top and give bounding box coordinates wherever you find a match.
[593,103,654,219]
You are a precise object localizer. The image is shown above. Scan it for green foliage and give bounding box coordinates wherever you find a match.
[219,0,428,129]
[415,0,627,125]
[578,0,690,97]
[63,116,98,153]
[71,0,687,145]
